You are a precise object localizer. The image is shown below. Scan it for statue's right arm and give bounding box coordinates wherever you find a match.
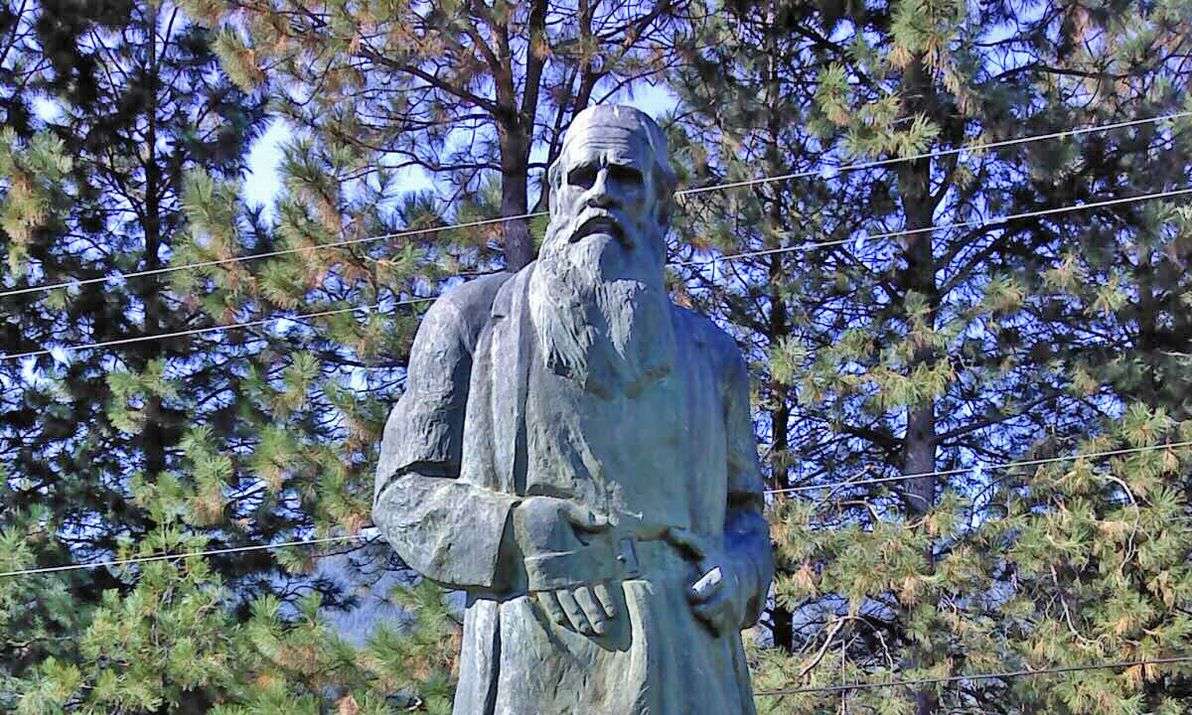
[372,274,518,594]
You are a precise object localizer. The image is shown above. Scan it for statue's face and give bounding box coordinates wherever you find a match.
[550,125,662,255]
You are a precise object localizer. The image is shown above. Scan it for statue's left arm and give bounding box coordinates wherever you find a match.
[721,348,775,628]
[372,275,519,593]
[667,344,774,634]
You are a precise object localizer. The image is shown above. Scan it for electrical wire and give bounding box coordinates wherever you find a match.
[675,186,1192,267]
[0,533,371,579]
[2,110,1186,300]
[4,439,1187,579]
[0,298,433,363]
[752,655,1192,697]
[0,215,540,300]
[5,187,1185,363]
[677,110,1192,198]
[765,440,1192,495]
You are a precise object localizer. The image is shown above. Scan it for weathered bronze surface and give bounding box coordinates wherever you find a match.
[374,105,773,714]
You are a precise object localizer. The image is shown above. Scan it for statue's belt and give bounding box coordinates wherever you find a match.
[523,525,693,592]
[612,532,678,578]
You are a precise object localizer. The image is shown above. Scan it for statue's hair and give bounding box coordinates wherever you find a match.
[547,105,678,224]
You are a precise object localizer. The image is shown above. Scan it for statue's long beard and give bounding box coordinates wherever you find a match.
[529,219,676,399]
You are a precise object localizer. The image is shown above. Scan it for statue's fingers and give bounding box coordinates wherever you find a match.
[561,503,610,533]
[555,588,593,635]
[593,582,617,619]
[691,598,717,622]
[537,591,569,628]
[689,566,724,603]
[713,598,737,633]
[573,586,607,635]
[692,596,731,635]
[664,527,711,567]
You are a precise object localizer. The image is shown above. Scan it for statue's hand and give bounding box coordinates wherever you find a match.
[664,527,748,636]
[535,583,618,636]
[512,496,611,557]
[512,496,619,635]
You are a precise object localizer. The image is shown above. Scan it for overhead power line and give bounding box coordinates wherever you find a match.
[0,533,370,579]
[4,439,1186,580]
[766,440,1192,495]
[1,110,1186,301]
[4,187,1185,363]
[678,110,1192,199]
[0,298,432,363]
[753,655,1192,697]
[677,186,1192,267]
[0,215,541,300]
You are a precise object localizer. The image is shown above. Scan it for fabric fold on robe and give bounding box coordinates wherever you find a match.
[374,265,773,714]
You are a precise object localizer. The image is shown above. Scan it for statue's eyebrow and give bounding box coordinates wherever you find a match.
[563,150,645,184]
[607,157,644,169]
[563,151,599,168]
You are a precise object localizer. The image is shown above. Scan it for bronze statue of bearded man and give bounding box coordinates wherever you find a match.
[374,105,774,714]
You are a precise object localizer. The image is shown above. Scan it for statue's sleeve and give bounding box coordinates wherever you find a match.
[722,345,775,628]
[373,275,517,592]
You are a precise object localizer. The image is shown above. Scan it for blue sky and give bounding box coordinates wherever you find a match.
[239,84,679,215]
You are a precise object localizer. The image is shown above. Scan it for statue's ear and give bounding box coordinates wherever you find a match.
[653,165,677,226]
[655,199,671,226]
[547,159,562,216]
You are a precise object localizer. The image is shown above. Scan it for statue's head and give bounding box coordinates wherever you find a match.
[543,105,678,271]
[532,106,678,398]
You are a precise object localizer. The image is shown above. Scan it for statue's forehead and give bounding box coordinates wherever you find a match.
[561,126,653,165]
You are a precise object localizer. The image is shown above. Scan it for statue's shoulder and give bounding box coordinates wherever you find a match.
[423,271,516,339]
[435,271,515,313]
[669,304,745,369]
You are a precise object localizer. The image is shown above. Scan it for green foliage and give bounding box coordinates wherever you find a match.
[180,0,683,272]
[0,0,434,709]
[3,0,1191,712]
[668,0,1192,712]
[0,130,71,273]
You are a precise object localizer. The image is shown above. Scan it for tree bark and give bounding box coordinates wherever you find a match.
[499,126,534,271]
[896,57,940,715]
[492,0,546,272]
[764,0,795,653]
[139,0,167,480]
[768,289,795,651]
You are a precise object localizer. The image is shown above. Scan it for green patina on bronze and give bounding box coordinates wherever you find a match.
[374,105,773,715]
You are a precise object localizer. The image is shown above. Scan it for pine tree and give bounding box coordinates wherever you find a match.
[183,0,686,271]
[1,0,121,701]
[0,0,374,709]
[666,0,1192,712]
[162,2,698,707]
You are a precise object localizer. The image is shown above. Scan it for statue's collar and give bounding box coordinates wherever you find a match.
[490,261,537,320]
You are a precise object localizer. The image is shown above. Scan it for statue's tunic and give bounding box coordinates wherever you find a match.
[374,266,773,715]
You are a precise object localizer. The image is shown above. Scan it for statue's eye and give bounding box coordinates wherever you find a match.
[609,165,643,185]
[568,165,597,188]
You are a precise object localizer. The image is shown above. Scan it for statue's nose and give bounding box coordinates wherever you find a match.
[586,169,617,209]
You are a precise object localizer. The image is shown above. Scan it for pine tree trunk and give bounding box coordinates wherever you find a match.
[140,1,167,480]
[771,590,795,651]
[901,200,940,715]
[1135,245,1160,404]
[499,128,534,271]
[769,389,795,651]
[495,1,543,274]
[898,57,940,715]
[763,11,796,652]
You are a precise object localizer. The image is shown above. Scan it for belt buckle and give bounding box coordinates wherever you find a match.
[616,536,640,577]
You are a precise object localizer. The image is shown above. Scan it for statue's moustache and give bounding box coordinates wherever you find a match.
[566,209,631,248]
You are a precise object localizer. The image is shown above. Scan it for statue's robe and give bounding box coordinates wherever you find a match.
[374,265,773,715]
